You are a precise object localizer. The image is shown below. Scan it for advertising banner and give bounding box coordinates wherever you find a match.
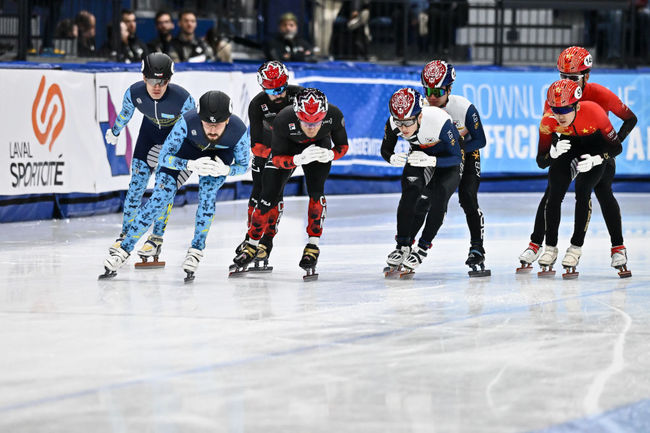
[0,70,98,195]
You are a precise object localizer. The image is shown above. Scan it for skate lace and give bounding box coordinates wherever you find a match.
[611,245,626,255]
[303,247,319,259]
[528,242,540,253]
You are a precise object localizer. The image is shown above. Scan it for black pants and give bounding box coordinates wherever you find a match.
[544,154,606,247]
[396,163,460,248]
[530,159,623,247]
[249,156,285,209]
[411,150,483,247]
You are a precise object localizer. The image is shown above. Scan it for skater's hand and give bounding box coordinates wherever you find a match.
[576,154,603,173]
[210,158,231,177]
[389,152,407,167]
[317,148,335,163]
[293,145,322,165]
[550,139,571,159]
[105,128,119,145]
[408,151,437,167]
[187,157,219,176]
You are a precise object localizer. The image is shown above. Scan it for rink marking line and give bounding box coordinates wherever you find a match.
[583,300,632,415]
[0,283,645,415]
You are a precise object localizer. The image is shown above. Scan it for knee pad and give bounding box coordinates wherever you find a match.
[307,195,327,237]
[414,194,431,214]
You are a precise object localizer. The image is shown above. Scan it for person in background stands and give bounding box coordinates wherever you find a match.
[147,10,180,62]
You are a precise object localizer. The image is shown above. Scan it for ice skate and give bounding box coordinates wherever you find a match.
[466,245,491,278]
[400,246,428,279]
[98,246,130,280]
[384,245,411,278]
[299,243,320,281]
[561,245,581,279]
[234,236,249,255]
[229,242,258,277]
[249,235,274,273]
[108,232,125,255]
[516,242,541,274]
[537,245,558,278]
[611,245,632,278]
[134,235,165,269]
[182,248,203,283]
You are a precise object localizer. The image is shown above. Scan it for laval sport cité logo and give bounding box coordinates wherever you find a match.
[31,75,65,151]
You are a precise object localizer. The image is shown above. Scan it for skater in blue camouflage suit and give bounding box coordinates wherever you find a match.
[100,90,250,281]
[106,52,195,261]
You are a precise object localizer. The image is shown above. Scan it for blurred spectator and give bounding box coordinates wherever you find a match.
[147,10,180,62]
[330,0,371,60]
[55,18,77,38]
[171,9,214,62]
[100,21,137,63]
[205,22,233,62]
[634,0,650,62]
[265,12,315,62]
[121,9,148,61]
[422,0,468,56]
[75,10,96,57]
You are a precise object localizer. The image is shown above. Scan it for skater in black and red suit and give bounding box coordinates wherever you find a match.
[231,88,349,278]
[235,61,304,267]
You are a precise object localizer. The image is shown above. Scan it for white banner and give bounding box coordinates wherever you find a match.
[0,70,98,195]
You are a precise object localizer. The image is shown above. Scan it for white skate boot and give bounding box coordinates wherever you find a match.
[516,242,541,273]
[400,246,428,279]
[384,245,411,277]
[561,245,582,279]
[537,245,558,278]
[135,235,165,268]
[99,246,130,279]
[108,232,125,254]
[182,248,203,283]
[611,245,631,278]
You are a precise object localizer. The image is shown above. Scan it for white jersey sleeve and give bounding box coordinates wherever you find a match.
[443,94,472,136]
[415,106,453,145]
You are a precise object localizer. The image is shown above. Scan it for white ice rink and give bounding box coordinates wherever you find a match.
[1,192,649,432]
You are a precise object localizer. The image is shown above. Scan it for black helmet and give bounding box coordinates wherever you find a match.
[141,53,174,79]
[198,90,232,123]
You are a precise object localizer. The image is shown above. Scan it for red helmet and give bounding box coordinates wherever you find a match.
[547,79,582,108]
[257,61,289,89]
[557,46,593,74]
[421,60,456,89]
[389,88,423,119]
[293,88,328,123]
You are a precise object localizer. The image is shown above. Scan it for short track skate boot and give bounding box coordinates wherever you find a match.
[561,244,582,279]
[250,235,274,273]
[108,232,126,255]
[400,246,428,279]
[299,243,320,281]
[235,235,249,255]
[182,248,203,283]
[537,245,558,278]
[384,245,411,277]
[229,242,258,277]
[516,242,541,273]
[99,246,130,280]
[466,245,491,278]
[611,245,631,278]
[135,235,165,269]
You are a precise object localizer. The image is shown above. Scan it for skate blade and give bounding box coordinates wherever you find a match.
[617,267,632,278]
[399,270,415,279]
[468,269,491,278]
[562,267,579,279]
[302,267,318,282]
[515,263,533,274]
[98,269,117,280]
[228,264,249,277]
[384,266,402,279]
[537,269,556,278]
[134,260,166,269]
[248,262,273,273]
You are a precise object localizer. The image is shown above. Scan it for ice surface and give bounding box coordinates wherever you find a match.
[1,192,648,432]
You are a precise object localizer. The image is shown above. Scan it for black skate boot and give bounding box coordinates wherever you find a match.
[299,243,320,281]
[235,235,249,255]
[229,242,258,277]
[465,245,491,278]
[250,235,274,273]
